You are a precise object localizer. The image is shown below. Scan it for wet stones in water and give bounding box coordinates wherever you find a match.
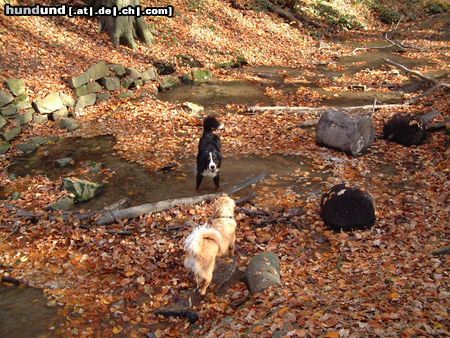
[320,184,376,232]
[62,178,104,202]
[383,113,427,146]
[316,109,375,156]
[244,252,281,294]
[154,61,176,75]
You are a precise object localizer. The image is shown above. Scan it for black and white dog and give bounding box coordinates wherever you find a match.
[196,116,224,191]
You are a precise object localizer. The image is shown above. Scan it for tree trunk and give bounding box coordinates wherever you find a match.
[92,0,153,48]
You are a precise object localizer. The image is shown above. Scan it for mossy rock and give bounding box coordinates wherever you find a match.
[158,76,181,91]
[5,78,26,96]
[63,178,104,202]
[192,69,212,82]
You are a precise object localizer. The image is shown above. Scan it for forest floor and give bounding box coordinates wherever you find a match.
[0,1,449,337]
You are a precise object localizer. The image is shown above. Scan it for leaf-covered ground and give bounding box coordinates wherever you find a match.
[0,1,449,337]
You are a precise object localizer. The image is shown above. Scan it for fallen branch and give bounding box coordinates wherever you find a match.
[418,110,443,125]
[247,103,405,113]
[265,1,303,28]
[406,83,450,105]
[383,58,441,85]
[97,174,267,225]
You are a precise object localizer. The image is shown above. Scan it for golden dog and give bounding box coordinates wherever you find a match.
[183,195,237,295]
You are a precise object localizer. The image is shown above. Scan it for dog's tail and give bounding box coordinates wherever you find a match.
[184,224,227,256]
[203,116,224,133]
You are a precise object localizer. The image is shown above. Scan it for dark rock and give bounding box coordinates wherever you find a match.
[59,118,81,131]
[176,54,203,68]
[141,67,157,81]
[1,104,18,117]
[5,78,26,96]
[154,61,175,75]
[316,108,375,156]
[74,93,96,114]
[59,93,75,108]
[97,92,111,102]
[0,90,14,107]
[47,196,75,211]
[0,125,21,141]
[180,74,194,84]
[17,142,38,154]
[99,77,121,91]
[62,177,104,202]
[17,109,34,125]
[33,92,65,114]
[192,69,212,82]
[86,81,103,93]
[0,116,6,129]
[126,67,141,80]
[110,64,126,76]
[33,114,49,124]
[55,157,73,167]
[244,252,281,294]
[117,91,134,99]
[383,113,427,146]
[158,76,181,91]
[120,77,135,89]
[320,184,376,232]
[0,142,10,154]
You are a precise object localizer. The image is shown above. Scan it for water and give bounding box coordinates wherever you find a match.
[0,283,61,338]
[7,135,330,210]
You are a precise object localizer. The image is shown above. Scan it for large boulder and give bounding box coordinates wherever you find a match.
[316,109,375,156]
[33,92,65,114]
[62,178,104,202]
[0,90,14,107]
[59,92,75,108]
[244,252,281,294]
[320,184,376,232]
[5,78,26,96]
[383,113,427,146]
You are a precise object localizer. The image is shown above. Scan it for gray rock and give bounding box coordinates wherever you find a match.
[86,81,103,93]
[316,109,375,156]
[33,92,65,114]
[70,61,110,88]
[55,157,73,167]
[0,141,10,154]
[59,117,81,131]
[0,125,21,141]
[17,109,34,125]
[1,104,18,117]
[51,106,69,120]
[75,85,88,97]
[74,93,96,114]
[110,64,126,76]
[99,77,120,91]
[141,67,157,81]
[5,78,26,96]
[244,252,281,294]
[0,90,14,107]
[62,177,103,202]
[48,196,75,211]
[158,76,181,91]
[134,79,143,87]
[59,92,75,108]
[120,77,135,89]
[192,69,212,82]
[17,142,38,154]
[117,91,134,99]
[97,92,111,102]
[33,114,49,124]
[15,99,32,110]
[0,116,6,129]
[182,102,204,115]
[126,67,141,79]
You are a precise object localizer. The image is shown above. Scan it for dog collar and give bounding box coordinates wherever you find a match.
[213,216,234,220]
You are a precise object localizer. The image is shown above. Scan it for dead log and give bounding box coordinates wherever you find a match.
[247,103,405,113]
[96,174,267,225]
[265,1,303,28]
[244,252,281,294]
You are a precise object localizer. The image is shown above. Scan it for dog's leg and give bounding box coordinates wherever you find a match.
[229,239,235,258]
[196,173,203,191]
[213,174,220,191]
[200,270,214,295]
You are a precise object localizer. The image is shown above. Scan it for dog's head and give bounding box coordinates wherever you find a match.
[207,151,221,173]
[203,115,224,133]
[212,195,235,218]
